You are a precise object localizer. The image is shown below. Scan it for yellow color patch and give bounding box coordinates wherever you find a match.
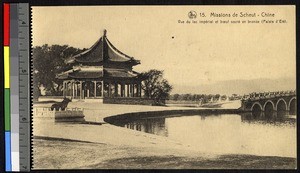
[4,46,10,88]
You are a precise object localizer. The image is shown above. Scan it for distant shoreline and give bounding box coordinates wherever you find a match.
[104,108,245,124]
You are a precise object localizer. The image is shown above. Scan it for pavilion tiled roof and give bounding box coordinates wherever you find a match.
[68,38,104,63]
[68,71,103,79]
[104,68,139,78]
[56,66,140,80]
[66,31,140,65]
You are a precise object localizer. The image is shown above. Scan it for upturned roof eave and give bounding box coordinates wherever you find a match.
[66,32,141,64]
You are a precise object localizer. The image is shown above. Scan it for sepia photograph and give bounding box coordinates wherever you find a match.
[31,5,296,169]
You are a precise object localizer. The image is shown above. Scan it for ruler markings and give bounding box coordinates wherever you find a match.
[18,3,30,172]
[10,3,20,171]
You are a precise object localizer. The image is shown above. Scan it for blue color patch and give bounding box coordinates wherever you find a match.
[5,131,12,171]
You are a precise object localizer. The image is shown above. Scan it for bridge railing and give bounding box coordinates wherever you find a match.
[241,90,296,101]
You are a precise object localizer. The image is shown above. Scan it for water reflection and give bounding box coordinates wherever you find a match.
[241,111,296,125]
[124,118,168,137]
[114,112,296,157]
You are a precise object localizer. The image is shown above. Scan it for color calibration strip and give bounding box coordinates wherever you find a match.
[4,3,12,172]
[4,3,30,171]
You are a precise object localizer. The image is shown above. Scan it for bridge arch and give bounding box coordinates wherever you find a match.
[288,97,296,114]
[251,102,263,111]
[276,98,287,111]
[263,100,275,112]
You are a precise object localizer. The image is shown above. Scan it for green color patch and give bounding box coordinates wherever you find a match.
[5,89,10,131]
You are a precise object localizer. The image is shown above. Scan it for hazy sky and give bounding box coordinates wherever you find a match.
[32,6,295,87]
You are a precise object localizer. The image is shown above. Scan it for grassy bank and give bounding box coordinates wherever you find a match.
[33,139,296,169]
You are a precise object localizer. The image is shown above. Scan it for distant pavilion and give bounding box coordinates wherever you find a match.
[57,30,148,104]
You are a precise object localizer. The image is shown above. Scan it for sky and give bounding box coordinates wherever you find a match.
[32,6,296,89]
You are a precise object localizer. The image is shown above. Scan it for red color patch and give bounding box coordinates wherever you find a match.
[4,3,10,46]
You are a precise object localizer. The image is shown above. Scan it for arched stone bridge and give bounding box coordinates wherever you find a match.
[240,92,296,114]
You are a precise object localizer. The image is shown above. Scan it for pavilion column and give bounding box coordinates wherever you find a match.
[78,83,80,98]
[115,83,118,97]
[87,82,90,98]
[74,82,77,98]
[108,83,111,97]
[80,81,83,99]
[101,81,104,97]
[65,82,68,96]
[75,83,78,97]
[72,81,75,98]
[131,84,134,97]
[65,81,68,97]
[123,84,126,97]
[138,83,141,97]
[136,84,140,97]
[69,82,72,96]
[132,84,134,97]
[94,81,97,98]
[66,82,69,96]
[128,84,131,97]
[69,82,71,97]
[121,83,125,97]
[127,84,129,97]
[138,84,140,97]
[137,84,140,97]
[62,81,65,97]
[135,84,138,97]
[134,84,137,97]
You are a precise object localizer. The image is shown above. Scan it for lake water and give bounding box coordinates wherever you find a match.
[113,112,296,158]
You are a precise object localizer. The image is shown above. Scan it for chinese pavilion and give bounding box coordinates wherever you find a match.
[57,30,144,102]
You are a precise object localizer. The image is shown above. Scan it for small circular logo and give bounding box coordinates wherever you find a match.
[188,11,197,19]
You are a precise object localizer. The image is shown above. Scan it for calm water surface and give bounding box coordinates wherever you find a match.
[113,113,296,158]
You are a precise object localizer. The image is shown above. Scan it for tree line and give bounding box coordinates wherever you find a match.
[168,94,230,103]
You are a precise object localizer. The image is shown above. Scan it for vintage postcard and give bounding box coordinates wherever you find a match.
[31,5,296,169]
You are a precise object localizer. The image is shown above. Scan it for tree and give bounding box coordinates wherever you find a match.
[141,69,172,105]
[172,94,180,101]
[32,44,85,99]
[221,95,227,100]
[32,75,41,101]
[214,94,220,99]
